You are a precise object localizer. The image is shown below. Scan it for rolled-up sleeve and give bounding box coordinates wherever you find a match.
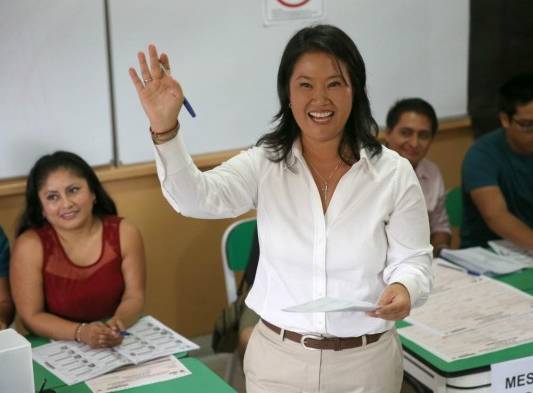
[383,158,433,308]
[153,133,260,219]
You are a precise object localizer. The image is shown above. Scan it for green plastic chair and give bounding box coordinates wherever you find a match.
[220,217,256,382]
[445,186,462,228]
[221,218,257,304]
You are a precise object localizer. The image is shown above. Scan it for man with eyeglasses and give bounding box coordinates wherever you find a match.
[461,73,533,249]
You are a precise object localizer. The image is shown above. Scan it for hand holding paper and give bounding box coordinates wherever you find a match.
[367,283,411,321]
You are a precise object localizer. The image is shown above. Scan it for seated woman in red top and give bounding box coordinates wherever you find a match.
[11,151,145,348]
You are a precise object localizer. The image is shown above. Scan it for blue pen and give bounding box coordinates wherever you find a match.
[158,62,196,118]
[183,97,196,118]
[119,331,131,337]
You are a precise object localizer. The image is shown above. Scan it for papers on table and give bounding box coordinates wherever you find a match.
[282,296,379,313]
[399,262,533,362]
[400,315,533,362]
[32,316,199,385]
[86,356,190,393]
[488,240,533,268]
[440,247,527,275]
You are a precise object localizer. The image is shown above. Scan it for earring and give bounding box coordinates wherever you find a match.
[288,103,292,108]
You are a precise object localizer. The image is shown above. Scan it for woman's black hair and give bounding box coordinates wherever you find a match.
[16,151,117,236]
[257,24,381,164]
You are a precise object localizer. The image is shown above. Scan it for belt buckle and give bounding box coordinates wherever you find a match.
[300,334,323,351]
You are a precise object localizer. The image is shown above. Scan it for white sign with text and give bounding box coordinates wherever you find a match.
[491,356,533,393]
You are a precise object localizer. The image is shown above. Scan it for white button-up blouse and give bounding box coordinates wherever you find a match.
[154,133,433,337]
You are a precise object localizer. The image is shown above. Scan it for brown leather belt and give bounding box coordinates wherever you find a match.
[261,319,384,351]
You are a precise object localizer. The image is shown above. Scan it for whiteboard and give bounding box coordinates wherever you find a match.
[0,0,469,176]
[0,1,113,179]
[110,0,469,165]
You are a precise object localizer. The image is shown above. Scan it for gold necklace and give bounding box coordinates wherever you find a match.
[306,159,342,203]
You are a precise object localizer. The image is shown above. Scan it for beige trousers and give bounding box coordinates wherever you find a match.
[243,320,403,393]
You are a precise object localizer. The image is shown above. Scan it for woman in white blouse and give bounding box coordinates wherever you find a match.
[130,25,432,393]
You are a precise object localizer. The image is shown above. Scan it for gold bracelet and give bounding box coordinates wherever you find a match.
[75,322,87,343]
[150,121,180,145]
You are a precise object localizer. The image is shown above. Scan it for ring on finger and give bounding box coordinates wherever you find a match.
[143,78,153,84]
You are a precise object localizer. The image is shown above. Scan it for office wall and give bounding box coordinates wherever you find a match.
[0,0,469,177]
[0,1,113,178]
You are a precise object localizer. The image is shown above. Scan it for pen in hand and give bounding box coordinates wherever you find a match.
[182,97,196,118]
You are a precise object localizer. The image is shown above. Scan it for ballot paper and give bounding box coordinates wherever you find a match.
[282,296,379,313]
[32,316,199,385]
[86,356,190,393]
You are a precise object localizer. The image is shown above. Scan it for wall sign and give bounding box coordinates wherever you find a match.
[263,0,324,26]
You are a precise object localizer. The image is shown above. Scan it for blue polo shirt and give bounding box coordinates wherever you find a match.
[0,227,9,277]
[461,128,533,248]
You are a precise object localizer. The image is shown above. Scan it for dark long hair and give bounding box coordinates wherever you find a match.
[257,24,382,164]
[16,151,117,236]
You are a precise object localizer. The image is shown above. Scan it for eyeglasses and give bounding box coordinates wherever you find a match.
[511,117,533,132]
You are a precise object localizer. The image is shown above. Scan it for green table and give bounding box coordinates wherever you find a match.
[398,268,533,392]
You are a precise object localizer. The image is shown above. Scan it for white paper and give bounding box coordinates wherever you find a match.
[441,247,526,275]
[400,315,533,362]
[282,296,379,313]
[406,264,533,336]
[112,316,199,364]
[489,240,533,268]
[86,356,190,393]
[32,316,199,385]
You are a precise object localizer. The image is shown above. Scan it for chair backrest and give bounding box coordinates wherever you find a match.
[445,186,462,228]
[221,218,257,304]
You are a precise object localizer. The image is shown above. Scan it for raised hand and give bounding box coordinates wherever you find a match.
[129,45,184,133]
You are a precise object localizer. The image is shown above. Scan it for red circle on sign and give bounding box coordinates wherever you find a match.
[277,0,310,8]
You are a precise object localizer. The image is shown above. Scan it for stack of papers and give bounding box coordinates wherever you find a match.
[440,247,527,275]
[488,240,533,268]
[32,316,199,385]
[400,262,533,361]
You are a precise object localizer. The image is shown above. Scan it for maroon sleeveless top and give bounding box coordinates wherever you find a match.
[36,216,125,322]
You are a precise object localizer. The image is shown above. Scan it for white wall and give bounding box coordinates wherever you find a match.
[0,1,113,178]
[0,0,469,176]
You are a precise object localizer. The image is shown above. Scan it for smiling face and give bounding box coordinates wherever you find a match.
[38,168,96,231]
[289,51,353,148]
[385,111,434,167]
